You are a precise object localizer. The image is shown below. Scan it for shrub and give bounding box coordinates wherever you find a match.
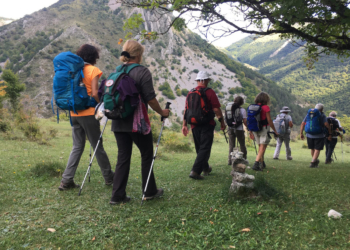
[158,82,176,100]
[162,132,192,152]
[30,161,65,177]
[181,89,189,96]
[176,89,181,96]
[193,69,199,73]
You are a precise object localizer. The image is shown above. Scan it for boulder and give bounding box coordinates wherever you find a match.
[231,171,255,183]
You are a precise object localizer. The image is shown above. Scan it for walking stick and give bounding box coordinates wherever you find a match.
[89,144,91,183]
[141,102,171,205]
[341,138,344,163]
[223,129,228,143]
[333,151,337,161]
[78,119,109,196]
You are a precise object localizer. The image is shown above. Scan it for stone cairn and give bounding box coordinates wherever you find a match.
[230,150,255,193]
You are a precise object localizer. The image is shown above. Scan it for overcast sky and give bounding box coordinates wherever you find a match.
[0,0,247,48]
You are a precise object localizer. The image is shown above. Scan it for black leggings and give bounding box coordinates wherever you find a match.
[111,132,158,202]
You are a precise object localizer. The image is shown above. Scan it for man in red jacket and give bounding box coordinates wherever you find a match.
[182,71,226,180]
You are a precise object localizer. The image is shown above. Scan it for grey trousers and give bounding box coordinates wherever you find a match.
[61,115,113,184]
[228,129,247,161]
[273,134,292,159]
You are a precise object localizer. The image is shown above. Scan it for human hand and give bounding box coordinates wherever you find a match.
[274,131,279,137]
[182,126,189,137]
[300,134,305,140]
[161,109,170,118]
[327,135,332,141]
[220,121,226,131]
[249,131,255,140]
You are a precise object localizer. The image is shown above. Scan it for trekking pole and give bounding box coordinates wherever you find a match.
[141,102,171,205]
[333,151,337,161]
[89,144,91,183]
[78,119,109,196]
[223,129,228,144]
[341,139,344,163]
[253,140,257,155]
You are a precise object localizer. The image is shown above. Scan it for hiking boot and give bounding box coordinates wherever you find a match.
[109,196,131,205]
[273,157,279,160]
[287,157,293,160]
[309,162,315,168]
[314,159,320,168]
[202,166,212,176]
[252,161,263,171]
[144,188,164,200]
[325,160,332,164]
[105,172,115,186]
[58,181,80,191]
[189,171,204,180]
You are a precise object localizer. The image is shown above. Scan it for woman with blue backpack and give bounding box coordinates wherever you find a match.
[58,44,114,191]
[300,103,332,168]
[247,92,279,171]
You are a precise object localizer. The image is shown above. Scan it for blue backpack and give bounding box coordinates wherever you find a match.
[247,104,262,132]
[305,108,323,135]
[52,52,97,121]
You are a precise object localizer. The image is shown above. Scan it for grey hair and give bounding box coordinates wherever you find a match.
[329,111,337,117]
[315,103,324,111]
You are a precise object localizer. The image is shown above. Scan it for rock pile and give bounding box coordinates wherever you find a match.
[230,150,255,193]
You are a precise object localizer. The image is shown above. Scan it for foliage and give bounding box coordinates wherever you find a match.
[0,70,25,112]
[123,0,350,63]
[181,88,189,96]
[158,82,176,100]
[162,131,192,152]
[30,161,65,177]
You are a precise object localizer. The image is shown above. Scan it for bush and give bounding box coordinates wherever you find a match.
[181,89,189,96]
[176,89,181,96]
[30,161,65,177]
[162,132,192,152]
[158,82,176,100]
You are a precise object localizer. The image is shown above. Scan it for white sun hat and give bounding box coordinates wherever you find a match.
[195,71,211,81]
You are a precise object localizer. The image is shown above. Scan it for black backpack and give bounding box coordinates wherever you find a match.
[225,102,243,128]
[184,87,215,125]
[327,117,340,136]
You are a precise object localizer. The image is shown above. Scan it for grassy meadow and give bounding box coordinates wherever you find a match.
[1,119,350,249]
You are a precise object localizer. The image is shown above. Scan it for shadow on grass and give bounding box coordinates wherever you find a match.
[29,161,65,178]
[223,174,287,205]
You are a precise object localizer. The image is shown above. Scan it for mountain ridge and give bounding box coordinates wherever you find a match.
[0,0,306,123]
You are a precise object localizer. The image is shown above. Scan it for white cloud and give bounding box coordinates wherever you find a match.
[0,0,59,19]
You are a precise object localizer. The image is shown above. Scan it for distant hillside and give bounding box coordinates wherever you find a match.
[0,17,14,27]
[0,0,305,123]
[226,35,350,115]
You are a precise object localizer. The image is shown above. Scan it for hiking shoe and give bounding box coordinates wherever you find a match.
[314,159,320,168]
[287,157,293,160]
[202,166,212,176]
[273,157,279,160]
[105,172,115,186]
[144,188,164,200]
[325,160,332,164]
[252,161,263,171]
[109,196,131,205]
[58,181,80,191]
[189,171,204,180]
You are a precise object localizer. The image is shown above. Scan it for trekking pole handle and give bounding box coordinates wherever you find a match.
[161,102,171,122]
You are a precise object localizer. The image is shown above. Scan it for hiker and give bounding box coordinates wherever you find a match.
[248,92,279,171]
[182,71,226,180]
[273,106,294,160]
[325,111,343,164]
[109,40,170,205]
[59,44,114,191]
[300,103,332,168]
[226,96,248,164]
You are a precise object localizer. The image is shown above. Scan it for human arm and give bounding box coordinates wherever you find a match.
[148,98,170,118]
[324,122,332,141]
[182,114,189,136]
[91,75,100,103]
[213,108,226,131]
[289,121,293,128]
[266,111,278,135]
[300,122,305,140]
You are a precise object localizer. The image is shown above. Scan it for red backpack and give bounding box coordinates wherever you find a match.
[184,87,215,125]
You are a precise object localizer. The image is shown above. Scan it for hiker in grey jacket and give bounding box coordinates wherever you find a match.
[273,106,294,160]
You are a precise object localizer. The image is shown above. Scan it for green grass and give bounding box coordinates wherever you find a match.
[1,119,350,249]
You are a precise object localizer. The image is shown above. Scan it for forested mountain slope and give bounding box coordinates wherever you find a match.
[0,0,305,123]
[226,35,350,115]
